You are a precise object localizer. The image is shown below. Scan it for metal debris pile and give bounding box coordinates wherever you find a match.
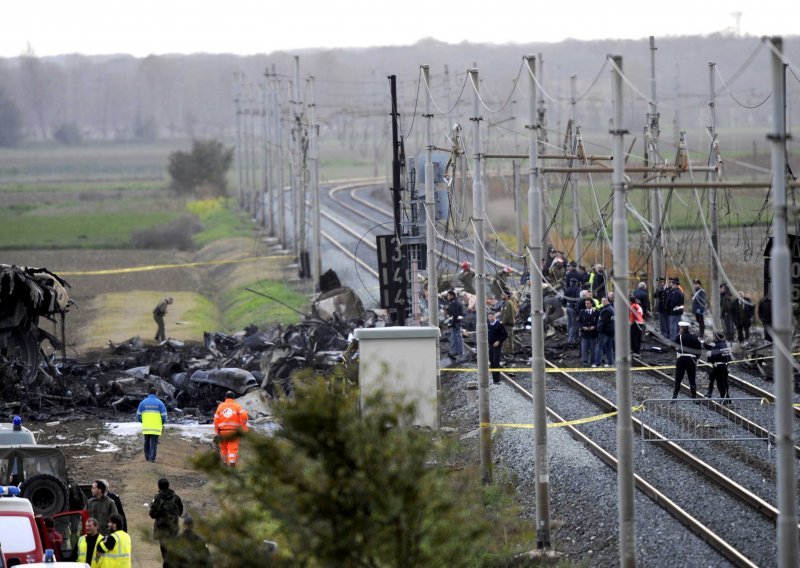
[1,272,372,421]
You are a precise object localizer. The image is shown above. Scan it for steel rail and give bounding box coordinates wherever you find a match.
[499,371,758,568]
[632,355,800,458]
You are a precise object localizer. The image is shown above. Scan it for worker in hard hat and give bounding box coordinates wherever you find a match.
[213,391,249,466]
[459,261,476,294]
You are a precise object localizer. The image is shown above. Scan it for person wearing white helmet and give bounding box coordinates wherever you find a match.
[672,321,703,399]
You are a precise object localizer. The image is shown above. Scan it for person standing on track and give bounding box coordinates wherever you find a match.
[487,310,508,384]
[672,321,703,399]
[153,297,173,342]
[704,331,733,401]
[629,294,644,356]
[213,391,249,466]
[691,279,707,339]
[445,290,465,358]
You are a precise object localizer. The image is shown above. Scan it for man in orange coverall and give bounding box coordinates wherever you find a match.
[213,391,249,466]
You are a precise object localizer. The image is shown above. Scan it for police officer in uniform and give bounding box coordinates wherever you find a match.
[705,331,732,400]
[673,320,702,399]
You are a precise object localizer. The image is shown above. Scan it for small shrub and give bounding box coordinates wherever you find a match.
[168,139,233,198]
[53,122,83,145]
[131,214,203,250]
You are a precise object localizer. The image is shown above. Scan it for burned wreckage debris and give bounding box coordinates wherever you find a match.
[112,285,366,408]
[1,265,369,421]
[0,264,72,390]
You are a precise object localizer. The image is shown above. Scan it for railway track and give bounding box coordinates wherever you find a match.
[491,359,796,566]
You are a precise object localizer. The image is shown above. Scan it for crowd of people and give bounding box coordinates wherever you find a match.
[72,476,210,567]
[438,250,769,400]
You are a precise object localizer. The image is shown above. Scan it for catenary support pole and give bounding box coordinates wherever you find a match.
[234,73,245,210]
[536,54,550,254]
[273,73,287,249]
[767,36,799,568]
[647,36,664,288]
[570,76,582,262]
[249,83,260,222]
[422,66,439,328]
[292,56,307,271]
[525,55,552,549]
[469,68,492,485]
[708,62,720,332]
[259,78,275,231]
[242,82,253,215]
[513,160,523,256]
[611,55,636,568]
[308,76,321,291]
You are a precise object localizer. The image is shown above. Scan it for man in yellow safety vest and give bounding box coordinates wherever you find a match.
[96,514,131,568]
[136,386,168,463]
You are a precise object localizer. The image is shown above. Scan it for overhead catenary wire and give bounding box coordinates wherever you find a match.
[467,60,526,114]
[714,66,773,109]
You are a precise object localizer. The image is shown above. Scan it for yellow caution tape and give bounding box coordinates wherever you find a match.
[443,351,800,375]
[59,255,287,276]
[480,404,645,429]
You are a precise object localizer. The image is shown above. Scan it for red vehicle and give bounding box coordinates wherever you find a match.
[0,486,86,566]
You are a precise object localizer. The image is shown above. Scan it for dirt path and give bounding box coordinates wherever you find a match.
[36,419,240,567]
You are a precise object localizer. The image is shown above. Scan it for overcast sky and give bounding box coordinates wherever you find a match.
[3,0,796,58]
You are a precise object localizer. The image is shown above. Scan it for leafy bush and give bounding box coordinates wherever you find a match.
[131,214,203,250]
[53,122,83,145]
[168,139,233,198]
[195,377,496,567]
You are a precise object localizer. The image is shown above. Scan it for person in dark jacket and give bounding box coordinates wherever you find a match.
[589,264,607,301]
[593,294,615,367]
[487,311,508,384]
[564,272,583,345]
[757,292,772,342]
[666,278,685,342]
[101,479,127,532]
[578,298,599,366]
[149,478,184,568]
[673,321,703,399]
[654,277,670,338]
[153,297,173,342]
[169,516,211,568]
[733,291,754,341]
[704,331,732,400]
[719,283,736,341]
[691,279,707,339]
[445,290,464,357]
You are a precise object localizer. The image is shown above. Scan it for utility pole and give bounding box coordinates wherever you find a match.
[526,54,551,550]
[388,75,407,327]
[422,65,438,328]
[537,54,550,253]
[292,56,308,275]
[246,83,257,217]
[647,36,664,288]
[768,36,799,568]
[512,98,523,256]
[250,83,261,222]
[372,70,379,178]
[266,79,275,235]
[570,76,582,262]
[513,160,523,256]
[708,62,720,331]
[611,54,636,568]
[272,71,287,249]
[308,76,321,290]
[234,73,245,210]
[469,68,492,485]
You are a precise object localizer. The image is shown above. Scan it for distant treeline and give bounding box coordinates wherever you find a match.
[0,34,796,146]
